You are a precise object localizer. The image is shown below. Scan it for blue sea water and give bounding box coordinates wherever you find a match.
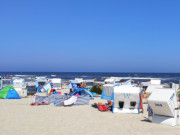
[0,72,180,83]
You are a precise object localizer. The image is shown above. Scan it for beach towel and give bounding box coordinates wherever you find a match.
[98,105,108,112]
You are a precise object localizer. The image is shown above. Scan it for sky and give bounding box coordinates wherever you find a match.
[0,0,180,72]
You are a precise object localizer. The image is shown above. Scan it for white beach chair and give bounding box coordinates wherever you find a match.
[112,85,141,114]
[49,78,61,90]
[147,89,180,126]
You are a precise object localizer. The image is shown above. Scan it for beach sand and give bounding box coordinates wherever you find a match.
[0,89,179,135]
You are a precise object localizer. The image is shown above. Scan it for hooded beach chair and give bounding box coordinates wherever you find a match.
[147,89,180,126]
[112,85,141,114]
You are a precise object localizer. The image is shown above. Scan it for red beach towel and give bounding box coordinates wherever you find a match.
[98,105,108,112]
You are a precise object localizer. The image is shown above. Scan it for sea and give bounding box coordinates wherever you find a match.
[0,72,180,84]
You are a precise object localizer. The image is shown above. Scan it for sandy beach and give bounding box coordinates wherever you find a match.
[0,89,179,135]
[1,0,180,134]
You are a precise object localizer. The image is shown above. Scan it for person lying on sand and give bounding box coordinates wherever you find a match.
[92,100,113,111]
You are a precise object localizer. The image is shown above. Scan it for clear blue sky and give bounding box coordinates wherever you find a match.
[0,0,180,72]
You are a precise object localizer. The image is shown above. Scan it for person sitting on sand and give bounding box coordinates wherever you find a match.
[79,83,83,88]
[82,82,86,88]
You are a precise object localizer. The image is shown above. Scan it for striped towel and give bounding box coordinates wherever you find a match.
[75,95,90,105]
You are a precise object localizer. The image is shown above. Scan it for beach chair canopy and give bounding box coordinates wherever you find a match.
[101,84,116,100]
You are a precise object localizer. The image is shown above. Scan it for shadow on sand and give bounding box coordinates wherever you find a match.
[141,117,152,123]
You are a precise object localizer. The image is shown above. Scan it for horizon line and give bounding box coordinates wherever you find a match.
[0,71,180,74]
